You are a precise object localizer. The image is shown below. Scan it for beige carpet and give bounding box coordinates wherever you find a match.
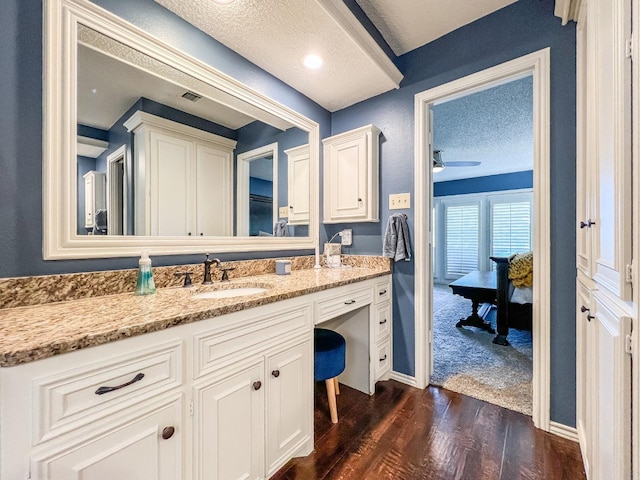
[431,284,533,416]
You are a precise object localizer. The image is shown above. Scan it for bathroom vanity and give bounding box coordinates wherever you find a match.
[0,266,391,480]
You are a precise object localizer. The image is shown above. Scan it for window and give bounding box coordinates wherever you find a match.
[491,200,532,258]
[444,203,480,276]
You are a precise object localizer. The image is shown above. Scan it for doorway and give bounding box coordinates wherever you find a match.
[413,49,552,431]
[430,77,534,415]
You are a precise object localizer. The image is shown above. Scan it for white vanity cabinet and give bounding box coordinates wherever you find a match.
[285,144,310,225]
[82,170,106,229]
[124,111,236,237]
[322,125,381,223]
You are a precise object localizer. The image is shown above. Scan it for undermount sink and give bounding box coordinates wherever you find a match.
[192,287,269,299]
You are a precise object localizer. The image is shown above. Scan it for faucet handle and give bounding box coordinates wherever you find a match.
[220,266,235,282]
[174,271,193,287]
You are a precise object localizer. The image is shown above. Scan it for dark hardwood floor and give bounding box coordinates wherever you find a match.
[273,380,585,480]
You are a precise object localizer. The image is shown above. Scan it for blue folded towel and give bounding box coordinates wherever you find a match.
[382,214,412,262]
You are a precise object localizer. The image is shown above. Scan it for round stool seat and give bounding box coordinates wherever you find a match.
[314,328,346,381]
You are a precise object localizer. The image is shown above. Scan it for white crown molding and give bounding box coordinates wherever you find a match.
[554,0,583,25]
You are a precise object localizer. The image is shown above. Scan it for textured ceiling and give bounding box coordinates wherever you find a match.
[356,0,517,55]
[154,0,402,112]
[432,76,533,183]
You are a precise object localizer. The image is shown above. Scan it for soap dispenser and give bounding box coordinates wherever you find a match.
[135,251,156,295]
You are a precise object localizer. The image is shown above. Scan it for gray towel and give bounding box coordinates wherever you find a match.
[273,220,290,237]
[93,209,108,235]
[383,214,412,262]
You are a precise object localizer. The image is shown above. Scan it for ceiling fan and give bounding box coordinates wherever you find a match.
[433,150,481,172]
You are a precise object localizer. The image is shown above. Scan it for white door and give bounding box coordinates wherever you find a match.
[328,135,367,221]
[592,292,632,480]
[195,143,233,236]
[287,146,310,225]
[149,131,194,236]
[194,361,264,480]
[33,395,182,480]
[266,341,312,477]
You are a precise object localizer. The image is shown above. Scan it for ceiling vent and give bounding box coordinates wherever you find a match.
[181,91,202,102]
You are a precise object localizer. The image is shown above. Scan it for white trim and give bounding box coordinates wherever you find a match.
[549,421,580,442]
[389,370,418,388]
[43,0,320,260]
[236,143,279,237]
[414,48,552,431]
[106,145,127,236]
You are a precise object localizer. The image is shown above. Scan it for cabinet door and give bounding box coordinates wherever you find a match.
[590,0,633,299]
[149,131,194,236]
[592,292,632,480]
[266,342,312,477]
[576,277,594,477]
[194,361,264,480]
[33,394,182,480]
[286,146,310,225]
[84,175,94,229]
[326,135,367,221]
[195,143,233,236]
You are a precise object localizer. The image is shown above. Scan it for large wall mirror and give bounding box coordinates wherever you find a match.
[44,0,319,259]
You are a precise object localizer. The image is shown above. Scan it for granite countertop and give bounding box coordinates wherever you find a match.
[0,265,390,367]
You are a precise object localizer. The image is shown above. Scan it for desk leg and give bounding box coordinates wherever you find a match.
[455,299,496,334]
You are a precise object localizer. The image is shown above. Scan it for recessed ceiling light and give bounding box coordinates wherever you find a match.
[303,54,323,70]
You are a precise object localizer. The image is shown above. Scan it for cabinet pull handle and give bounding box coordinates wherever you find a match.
[344,300,356,305]
[289,205,293,209]
[379,318,387,325]
[272,369,280,378]
[95,373,145,395]
[253,381,262,391]
[579,219,595,229]
[379,289,387,295]
[200,232,203,236]
[162,426,175,440]
[379,354,387,362]
[580,305,594,321]
[188,232,192,236]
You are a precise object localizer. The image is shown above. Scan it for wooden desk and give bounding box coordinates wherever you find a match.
[448,271,497,334]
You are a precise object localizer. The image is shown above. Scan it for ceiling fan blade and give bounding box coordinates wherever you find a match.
[446,161,482,167]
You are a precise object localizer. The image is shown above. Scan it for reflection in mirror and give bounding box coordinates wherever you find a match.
[76,25,310,238]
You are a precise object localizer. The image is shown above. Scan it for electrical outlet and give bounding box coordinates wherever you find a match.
[279,206,289,218]
[340,229,352,246]
[389,193,411,210]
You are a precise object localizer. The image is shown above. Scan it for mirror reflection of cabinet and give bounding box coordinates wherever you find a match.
[323,125,381,223]
[285,144,310,225]
[124,111,236,237]
[82,171,106,230]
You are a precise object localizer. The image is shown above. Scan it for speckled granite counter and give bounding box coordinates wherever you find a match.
[0,265,391,367]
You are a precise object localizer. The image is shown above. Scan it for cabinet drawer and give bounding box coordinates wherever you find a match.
[195,306,311,378]
[374,304,391,342]
[374,280,391,304]
[374,340,391,381]
[315,285,373,324]
[34,341,183,444]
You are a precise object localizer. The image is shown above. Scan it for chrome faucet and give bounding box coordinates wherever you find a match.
[203,253,220,284]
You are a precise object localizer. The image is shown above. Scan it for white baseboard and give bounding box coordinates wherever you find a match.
[549,421,579,442]
[390,370,418,387]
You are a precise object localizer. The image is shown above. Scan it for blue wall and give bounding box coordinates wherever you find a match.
[330,0,577,426]
[0,0,330,277]
[434,171,533,197]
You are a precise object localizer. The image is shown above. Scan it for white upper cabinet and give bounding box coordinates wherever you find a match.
[124,111,236,237]
[578,0,633,299]
[285,144,310,225]
[323,125,381,223]
[82,171,106,230]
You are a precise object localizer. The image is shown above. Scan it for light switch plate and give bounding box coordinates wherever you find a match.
[389,193,410,210]
[279,206,289,218]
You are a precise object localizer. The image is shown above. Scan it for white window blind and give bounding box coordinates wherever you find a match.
[445,204,479,276]
[491,201,531,258]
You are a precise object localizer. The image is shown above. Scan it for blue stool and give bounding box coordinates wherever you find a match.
[314,328,346,423]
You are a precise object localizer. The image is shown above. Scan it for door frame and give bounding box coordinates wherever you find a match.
[413,48,552,431]
[106,145,127,236]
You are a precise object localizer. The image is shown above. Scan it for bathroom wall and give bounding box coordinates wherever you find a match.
[0,0,330,278]
[329,0,577,426]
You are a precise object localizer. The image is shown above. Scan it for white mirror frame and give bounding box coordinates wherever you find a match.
[43,0,319,259]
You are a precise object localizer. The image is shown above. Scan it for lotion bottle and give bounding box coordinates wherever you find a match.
[135,251,156,295]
